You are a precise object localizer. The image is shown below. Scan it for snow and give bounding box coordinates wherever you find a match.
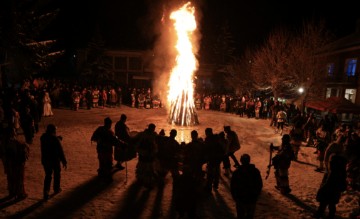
[0,106,359,219]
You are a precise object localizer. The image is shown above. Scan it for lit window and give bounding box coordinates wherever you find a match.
[345,58,357,76]
[326,88,339,98]
[345,89,356,103]
[327,63,334,76]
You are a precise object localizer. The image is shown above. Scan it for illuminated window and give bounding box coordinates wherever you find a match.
[327,63,335,76]
[344,89,356,103]
[326,88,339,98]
[345,58,357,76]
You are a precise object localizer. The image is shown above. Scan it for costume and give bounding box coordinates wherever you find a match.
[114,119,135,165]
[271,136,295,194]
[135,126,158,188]
[92,88,100,108]
[91,124,122,181]
[43,92,53,116]
[72,90,81,111]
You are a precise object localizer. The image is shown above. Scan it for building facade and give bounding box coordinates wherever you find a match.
[319,21,360,106]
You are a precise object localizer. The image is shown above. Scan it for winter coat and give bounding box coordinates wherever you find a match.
[91,126,121,153]
[226,130,241,153]
[204,134,224,163]
[231,164,263,203]
[40,133,67,167]
[272,144,295,170]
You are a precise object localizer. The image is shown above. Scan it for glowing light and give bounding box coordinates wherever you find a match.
[298,87,304,94]
[167,2,199,126]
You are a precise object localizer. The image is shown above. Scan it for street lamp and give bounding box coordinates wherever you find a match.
[298,87,305,114]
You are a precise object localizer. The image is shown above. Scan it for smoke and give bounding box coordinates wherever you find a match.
[142,0,202,110]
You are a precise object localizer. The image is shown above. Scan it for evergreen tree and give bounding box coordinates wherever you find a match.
[0,0,63,82]
[79,27,113,85]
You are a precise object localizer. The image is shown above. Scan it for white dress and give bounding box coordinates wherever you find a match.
[43,93,54,116]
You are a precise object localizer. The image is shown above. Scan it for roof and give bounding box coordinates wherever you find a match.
[305,96,360,114]
[317,31,360,55]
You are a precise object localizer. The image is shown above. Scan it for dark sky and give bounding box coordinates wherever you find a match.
[51,0,360,53]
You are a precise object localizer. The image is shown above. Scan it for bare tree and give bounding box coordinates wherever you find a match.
[221,48,255,96]
[0,1,63,81]
[290,20,333,101]
[251,28,294,98]
[251,20,333,101]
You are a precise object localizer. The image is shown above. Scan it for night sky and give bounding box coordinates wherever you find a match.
[47,0,360,55]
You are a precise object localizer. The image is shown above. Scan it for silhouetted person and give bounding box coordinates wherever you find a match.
[41,124,67,200]
[204,128,224,192]
[231,154,263,219]
[223,126,241,175]
[91,117,122,182]
[114,114,131,170]
[314,154,347,219]
[135,123,158,189]
[271,134,295,194]
[2,127,29,200]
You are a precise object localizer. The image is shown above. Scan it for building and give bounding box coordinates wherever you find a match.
[319,20,360,105]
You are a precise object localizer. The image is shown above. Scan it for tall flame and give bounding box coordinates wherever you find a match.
[167,2,199,126]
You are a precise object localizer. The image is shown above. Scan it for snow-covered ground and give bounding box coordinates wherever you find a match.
[0,106,359,219]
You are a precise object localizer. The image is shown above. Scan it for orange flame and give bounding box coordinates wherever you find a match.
[167,2,199,126]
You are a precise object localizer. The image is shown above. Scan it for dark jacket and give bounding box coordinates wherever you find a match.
[40,133,67,167]
[231,164,263,203]
[91,126,121,153]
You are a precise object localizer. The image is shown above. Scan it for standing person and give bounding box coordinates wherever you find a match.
[223,126,241,175]
[313,154,347,219]
[114,114,131,170]
[183,130,206,182]
[270,134,295,194]
[135,123,158,189]
[2,127,29,200]
[40,124,67,200]
[43,92,53,116]
[91,117,123,182]
[204,128,224,192]
[116,86,122,107]
[289,121,304,160]
[276,107,287,135]
[29,95,40,133]
[315,124,331,172]
[231,154,263,219]
[92,87,100,108]
[157,129,180,184]
[20,106,35,144]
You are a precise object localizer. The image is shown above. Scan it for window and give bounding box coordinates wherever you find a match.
[326,88,339,98]
[114,57,127,70]
[129,57,142,71]
[345,58,357,76]
[344,88,356,103]
[326,63,335,77]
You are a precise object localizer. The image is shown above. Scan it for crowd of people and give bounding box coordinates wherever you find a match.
[0,77,359,219]
[90,115,261,218]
